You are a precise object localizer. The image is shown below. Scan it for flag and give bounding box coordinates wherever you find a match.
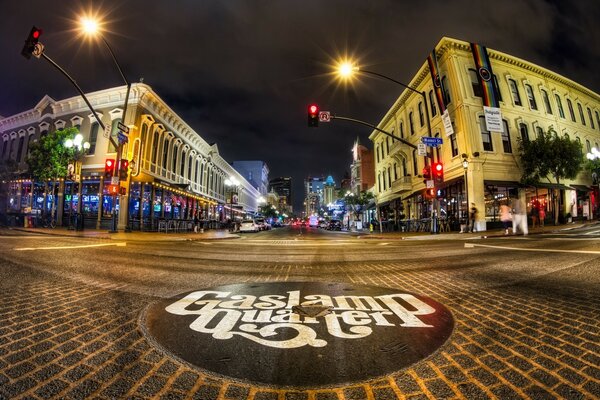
[470,43,500,108]
[427,50,446,113]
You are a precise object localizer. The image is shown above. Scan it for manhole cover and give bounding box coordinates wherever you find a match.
[143,282,454,387]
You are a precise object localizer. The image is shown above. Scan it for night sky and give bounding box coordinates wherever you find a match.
[1,0,599,211]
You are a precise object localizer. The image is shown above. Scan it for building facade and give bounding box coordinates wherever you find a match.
[232,160,269,195]
[304,176,326,216]
[370,37,600,231]
[0,83,261,229]
[350,138,375,194]
[268,176,293,214]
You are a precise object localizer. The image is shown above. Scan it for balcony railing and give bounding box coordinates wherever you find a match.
[391,175,413,193]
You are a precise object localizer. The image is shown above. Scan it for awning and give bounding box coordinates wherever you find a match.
[484,180,525,187]
[529,182,572,191]
[570,184,593,191]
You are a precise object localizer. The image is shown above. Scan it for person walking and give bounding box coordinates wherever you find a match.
[511,197,528,235]
[500,202,512,235]
[530,203,539,228]
[469,203,478,233]
[539,206,546,227]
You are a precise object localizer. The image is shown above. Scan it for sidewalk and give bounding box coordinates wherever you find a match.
[354,219,600,240]
[1,226,240,242]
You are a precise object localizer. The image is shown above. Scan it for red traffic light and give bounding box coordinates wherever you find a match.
[120,159,129,169]
[308,104,319,127]
[32,30,41,39]
[434,163,443,172]
[106,159,114,168]
[309,104,318,115]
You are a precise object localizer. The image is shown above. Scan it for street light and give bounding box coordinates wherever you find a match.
[224,177,240,224]
[65,133,90,230]
[80,15,131,232]
[462,156,469,232]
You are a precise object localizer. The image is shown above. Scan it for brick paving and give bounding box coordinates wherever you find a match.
[0,232,599,399]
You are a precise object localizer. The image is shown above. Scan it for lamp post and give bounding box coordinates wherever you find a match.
[337,61,437,233]
[80,17,131,232]
[65,133,90,230]
[462,156,469,232]
[586,147,600,219]
[224,177,240,227]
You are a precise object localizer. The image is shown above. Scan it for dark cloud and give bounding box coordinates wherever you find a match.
[1,0,598,211]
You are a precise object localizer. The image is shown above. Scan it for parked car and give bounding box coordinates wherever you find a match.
[254,217,271,231]
[239,219,259,233]
[318,220,328,229]
[327,220,342,231]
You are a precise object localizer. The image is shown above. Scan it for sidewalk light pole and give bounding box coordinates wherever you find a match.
[336,61,437,232]
[462,156,469,232]
[65,134,90,230]
[80,17,132,232]
[224,177,240,226]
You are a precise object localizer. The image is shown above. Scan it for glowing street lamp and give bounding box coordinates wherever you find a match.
[64,133,90,230]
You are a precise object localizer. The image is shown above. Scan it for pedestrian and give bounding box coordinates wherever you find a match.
[500,202,512,235]
[530,203,539,228]
[511,197,528,235]
[539,206,545,227]
[469,203,478,233]
[193,214,200,233]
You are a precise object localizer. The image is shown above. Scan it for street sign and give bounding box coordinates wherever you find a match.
[117,131,128,144]
[111,176,120,185]
[417,143,427,156]
[421,137,443,146]
[318,111,331,122]
[426,180,435,188]
[117,122,129,134]
[103,124,111,139]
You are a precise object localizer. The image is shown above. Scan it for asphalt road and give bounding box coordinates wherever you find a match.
[0,226,598,399]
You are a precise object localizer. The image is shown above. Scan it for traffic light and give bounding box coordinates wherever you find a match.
[21,26,42,59]
[422,165,431,179]
[308,104,319,127]
[436,188,446,198]
[119,159,129,180]
[104,159,115,181]
[433,162,444,184]
[106,184,119,195]
[425,188,436,198]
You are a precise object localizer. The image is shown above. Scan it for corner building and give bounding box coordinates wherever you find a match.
[0,83,261,230]
[371,37,600,232]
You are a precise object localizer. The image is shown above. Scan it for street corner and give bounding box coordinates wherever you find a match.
[141,282,455,388]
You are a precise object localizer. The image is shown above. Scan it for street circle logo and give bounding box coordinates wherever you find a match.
[144,282,454,387]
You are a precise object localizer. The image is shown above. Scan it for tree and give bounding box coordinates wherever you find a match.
[26,127,79,218]
[258,204,278,219]
[343,190,374,222]
[518,128,583,224]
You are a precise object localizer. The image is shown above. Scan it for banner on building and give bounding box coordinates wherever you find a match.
[427,50,454,137]
[470,43,503,132]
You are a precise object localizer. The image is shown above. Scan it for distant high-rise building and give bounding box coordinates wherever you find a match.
[269,177,293,213]
[232,161,269,195]
[323,175,336,206]
[304,176,326,216]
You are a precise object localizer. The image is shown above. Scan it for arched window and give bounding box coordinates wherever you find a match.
[179,150,186,177]
[418,102,424,127]
[16,137,25,162]
[508,79,522,106]
[567,99,576,121]
[162,137,169,167]
[412,149,418,175]
[188,155,193,179]
[399,120,404,138]
[89,122,99,155]
[587,108,595,129]
[469,69,483,98]
[519,123,529,143]
[2,139,7,159]
[428,90,437,117]
[576,137,582,156]
[441,76,451,104]
[586,139,591,153]
[151,131,159,164]
[140,124,148,160]
[524,84,537,110]
[172,144,179,173]
[541,89,552,114]
[501,120,512,153]
[555,94,565,118]
[409,112,415,135]
[577,103,586,125]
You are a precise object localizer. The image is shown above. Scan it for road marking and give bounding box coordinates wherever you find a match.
[465,242,600,255]
[15,242,127,251]
[198,242,213,245]
[378,242,390,246]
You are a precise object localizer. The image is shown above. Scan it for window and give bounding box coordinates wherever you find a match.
[586,140,591,153]
[519,123,529,143]
[88,122,99,155]
[501,120,512,153]
[387,166,392,187]
[441,76,451,105]
[524,84,537,110]
[536,126,544,138]
[480,116,493,151]
[567,99,576,122]
[576,137,582,156]
[160,138,168,168]
[541,89,552,114]
[596,111,600,131]
[180,151,186,176]
[16,137,25,161]
[2,140,7,159]
[378,173,382,192]
[469,69,483,98]
[399,121,404,138]
[588,108,595,129]
[409,112,414,135]
[450,133,458,157]
[386,137,390,154]
[382,170,387,190]
[555,94,565,118]
[429,90,437,117]
[172,144,179,173]
[402,158,407,176]
[393,163,398,180]
[141,124,149,159]
[418,102,424,127]
[578,103,585,125]
[508,79,522,106]
[376,144,380,163]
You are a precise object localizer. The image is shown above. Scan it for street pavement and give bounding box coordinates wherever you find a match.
[0,223,598,399]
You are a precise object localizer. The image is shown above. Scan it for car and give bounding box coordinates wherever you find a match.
[318,220,328,229]
[254,217,271,231]
[239,219,259,233]
[327,220,342,231]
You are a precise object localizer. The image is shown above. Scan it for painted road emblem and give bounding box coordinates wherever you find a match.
[143,282,454,386]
